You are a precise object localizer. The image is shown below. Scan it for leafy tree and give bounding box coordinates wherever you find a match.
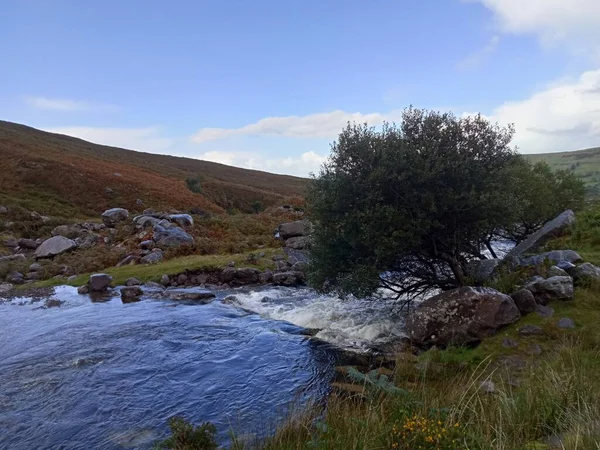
[308,108,520,299]
[185,176,204,194]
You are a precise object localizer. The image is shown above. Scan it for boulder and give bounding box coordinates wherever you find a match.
[518,250,583,267]
[89,273,113,292]
[51,224,86,239]
[168,214,194,227]
[291,261,309,272]
[272,271,305,287]
[125,277,142,286]
[17,238,38,250]
[139,240,154,249]
[3,237,18,248]
[0,282,13,293]
[0,206,7,214]
[568,262,600,282]
[6,271,24,284]
[510,289,536,315]
[121,286,143,303]
[524,276,574,305]
[141,251,163,265]
[506,210,575,259]
[259,270,273,284]
[77,284,90,295]
[153,224,194,248]
[278,220,311,240]
[557,317,575,329]
[133,215,161,229]
[101,208,130,227]
[467,259,502,284]
[177,274,188,285]
[405,286,521,348]
[34,236,77,259]
[164,288,216,302]
[160,274,170,286]
[285,236,310,250]
[29,263,43,272]
[547,266,569,278]
[0,254,26,263]
[220,267,260,286]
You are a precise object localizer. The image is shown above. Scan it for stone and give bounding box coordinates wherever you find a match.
[272,254,287,262]
[525,276,574,304]
[526,344,543,356]
[141,251,163,265]
[6,271,24,284]
[168,214,194,227]
[259,270,273,284]
[284,236,310,250]
[275,260,290,271]
[0,206,7,214]
[26,272,40,280]
[278,220,311,239]
[569,262,600,282]
[518,325,543,336]
[176,274,188,285]
[220,267,260,286]
[468,258,502,284]
[291,261,308,272]
[557,317,575,329]
[51,224,86,239]
[557,260,576,272]
[502,338,519,348]
[480,380,496,394]
[510,289,536,315]
[29,263,43,272]
[547,265,569,278]
[160,274,170,286]
[101,208,129,227]
[535,304,555,318]
[144,281,165,290]
[120,286,143,303]
[272,271,305,287]
[0,282,13,293]
[406,286,521,348]
[518,250,583,267]
[152,224,194,248]
[139,240,154,249]
[3,237,18,248]
[0,254,26,263]
[164,288,216,303]
[125,277,142,286]
[136,198,144,206]
[117,255,140,267]
[17,238,38,250]
[133,215,161,229]
[34,236,77,258]
[89,273,113,292]
[506,210,575,258]
[77,284,90,295]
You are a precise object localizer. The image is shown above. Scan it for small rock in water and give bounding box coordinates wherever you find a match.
[222,295,239,305]
[536,305,555,318]
[77,285,90,295]
[121,286,143,303]
[165,289,216,303]
[557,317,575,329]
[89,274,113,292]
[518,325,544,336]
[44,298,64,308]
[160,274,170,286]
[143,281,165,290]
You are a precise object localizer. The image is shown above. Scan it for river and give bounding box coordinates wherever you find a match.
[0,285,403,449]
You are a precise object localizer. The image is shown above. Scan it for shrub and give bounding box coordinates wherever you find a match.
[154,416,218,450]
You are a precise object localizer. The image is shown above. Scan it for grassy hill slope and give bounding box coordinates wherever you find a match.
[526,147,600,196]
[0,121,309,217]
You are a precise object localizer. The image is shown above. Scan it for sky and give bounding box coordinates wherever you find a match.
[2,0,600,177]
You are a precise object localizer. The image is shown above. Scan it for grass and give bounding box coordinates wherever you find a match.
[30,248,282,288]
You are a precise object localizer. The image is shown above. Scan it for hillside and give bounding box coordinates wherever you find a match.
[0,121,309,218]
[527,147,600,196]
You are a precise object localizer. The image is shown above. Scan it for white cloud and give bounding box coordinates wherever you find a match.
[43,126,176,153]
[487,69,600,153]
[456,35,500,70]
[191,110,403,143]
[26,97,118,112]
[472,0,600,50]
[197,150,327,177]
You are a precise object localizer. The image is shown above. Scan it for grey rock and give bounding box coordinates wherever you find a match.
[272,254,287,262]
[139,240,154,249]
[136,198,143,206]
[101,208,130,227]
[3,237,18,248]
[141,251,163,265]
[125,277,142,286]
[144,281,165,290]
[0,253,26,263]
[26,272,40,280]
[278,220,311,239]
[117,255,140,267]
[510,289,536,315]
[557,317,575,329]
[164,288,216,303]
[527,344,543,356]
[525,276,574,305]
[160,274,170,286]
[0,206,7,214]
[502,338,519,348]
[120,286,143,303]
[291,261,308,272]
[506,210,575,259]
[519,250,583,267]
[153,224,194,248]
[133,215,162,229]
[176,274,188,285]
[168,214,194,227]
[52,224,86,239]
[17,238,38,250]
[6,271,24,284]
[284,236,310,250]
[29,263,43,272]
[258,270,273,284]
[406,286,521,348]
[77,284,90,295]
[569,262,600,282]
[480,380,496,394]
[557,260,576,272]
[547,265,569,277]
[468,258,502,284]
[0,282,13,293]
[272,271,306,287]
[518,325,543,336]
[227,261,235,267]
[89,273,113,292]
[535,304,555,318]
[220,267,260,286]
[34,236,77,259]
[275,260,290,271]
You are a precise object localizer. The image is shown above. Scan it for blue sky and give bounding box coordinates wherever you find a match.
[2,0,600,176]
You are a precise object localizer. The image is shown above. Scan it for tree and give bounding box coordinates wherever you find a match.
[308,108,521,300]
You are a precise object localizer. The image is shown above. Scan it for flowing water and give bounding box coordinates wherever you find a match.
[0,285,402,449]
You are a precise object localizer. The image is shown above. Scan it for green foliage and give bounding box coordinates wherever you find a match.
[155,416,218,450]
[346,367,407,396]
[186,176,204,194]
[250,200,265,214]
[308,107,519,298]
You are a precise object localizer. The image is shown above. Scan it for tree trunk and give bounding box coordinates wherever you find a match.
[449,257,466,287]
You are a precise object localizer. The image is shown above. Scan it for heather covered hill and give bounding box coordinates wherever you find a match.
[0,121,309,217]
